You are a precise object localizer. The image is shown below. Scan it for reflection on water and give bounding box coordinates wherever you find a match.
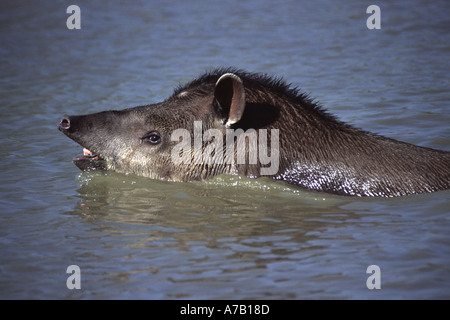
[61,172,366,299]
[70,172,354,239]
[55,172,449,299]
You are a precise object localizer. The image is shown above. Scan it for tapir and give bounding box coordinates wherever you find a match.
[58,68,450,197]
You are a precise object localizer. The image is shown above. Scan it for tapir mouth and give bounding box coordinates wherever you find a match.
[77,148,101,160]
[72,147,107,171]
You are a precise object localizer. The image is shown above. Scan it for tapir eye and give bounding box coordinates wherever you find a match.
[141,131,161,145]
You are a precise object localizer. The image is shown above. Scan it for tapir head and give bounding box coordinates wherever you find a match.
[58,71,281,181]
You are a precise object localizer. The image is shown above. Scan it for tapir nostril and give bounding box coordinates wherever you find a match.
[58,115,71,130]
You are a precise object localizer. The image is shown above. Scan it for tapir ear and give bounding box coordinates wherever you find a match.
[214,73,246,127]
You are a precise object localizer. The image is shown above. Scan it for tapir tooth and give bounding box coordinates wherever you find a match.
[83,148,94,156]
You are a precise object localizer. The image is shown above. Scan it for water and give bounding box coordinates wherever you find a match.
[0,0,449,299]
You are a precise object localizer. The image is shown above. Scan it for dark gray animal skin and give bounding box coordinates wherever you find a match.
[58,68,450,197]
